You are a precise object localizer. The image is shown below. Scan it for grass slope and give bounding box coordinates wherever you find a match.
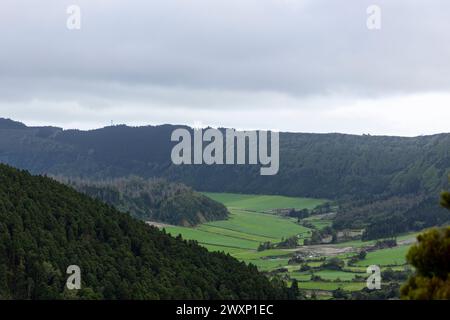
[164,192,417,297]
[355,245,410,267]
[166,193,318,254]
[203,193,325,212]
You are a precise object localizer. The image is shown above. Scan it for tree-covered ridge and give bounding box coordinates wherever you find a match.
[0,164,287,299]
[57,176,229,226]
[334,194,450,240]
[0,118,449,238]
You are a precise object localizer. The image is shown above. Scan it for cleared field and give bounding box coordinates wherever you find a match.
[197,224,272,243]
[206,210,310,241]
[355,245,410,267]
[165,225,259,250]
[203,192,325,212]
[296,281,366,291]
[305,219,333,230]
[166,209,310,250]
[290,273,312,281]
[291,270,360,282]
[163,192,414,297]
[302,214,334,229]
[165,193,319,258]
[313,270,359,281]
[247,258,291,271]
[343,266,371,273]
[233,249,293,260]
[305,261,323,268]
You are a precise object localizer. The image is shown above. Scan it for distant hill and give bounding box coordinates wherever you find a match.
[0,164,287,299]
[0,119,449,238]
[57,176,229,226]
[0,118,27,129]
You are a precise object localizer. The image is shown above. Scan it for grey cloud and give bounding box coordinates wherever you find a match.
[0,0,449,136]
[1,0,450,97]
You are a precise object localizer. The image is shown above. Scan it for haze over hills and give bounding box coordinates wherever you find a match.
[0,118,449,239]
[0,163,287,299]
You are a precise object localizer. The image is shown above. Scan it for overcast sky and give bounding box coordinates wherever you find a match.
[1,0,449,136]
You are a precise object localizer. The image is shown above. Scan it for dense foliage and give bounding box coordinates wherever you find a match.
[335,195,450,240]
[0,164,287,299]
[57,176,229,226]
[400,227,450,299]
[0,118,449,238]
[401,189,450,299]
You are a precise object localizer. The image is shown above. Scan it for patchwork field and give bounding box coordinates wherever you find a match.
[166,194,318,254]
[354,245,410,267]
[203,192,325,212]
[163,192,416,298]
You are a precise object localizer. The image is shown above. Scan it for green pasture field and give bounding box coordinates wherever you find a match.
[233,249,294,260]
[166,209,310,250]
[166,193,319,255]
[202,192,326,212]
[295,281,366,291]
[291,270,360,282]
[312,270,360,281]
[205,209,311,240]
[354,245,411,267]
[247,258,291,271]
[163,192,415,296]
[165,225,258,250]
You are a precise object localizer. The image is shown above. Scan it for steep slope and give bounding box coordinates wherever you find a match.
[0,164,287,299]
[1,119,448,199]
[0,118,449,237]
[58,176,229,226]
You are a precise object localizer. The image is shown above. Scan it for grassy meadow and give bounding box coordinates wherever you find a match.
[203,192,325,212]
[166,193,318,254]
[163,192,416,298]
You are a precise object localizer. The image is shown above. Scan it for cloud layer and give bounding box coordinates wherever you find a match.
[0,0,449,135]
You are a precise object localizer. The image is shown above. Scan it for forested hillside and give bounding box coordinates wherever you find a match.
[57,176,229,226]
[0,164,287,299]
[0,118,449,238]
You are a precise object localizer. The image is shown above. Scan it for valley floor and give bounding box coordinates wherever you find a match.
[160,193,418,299]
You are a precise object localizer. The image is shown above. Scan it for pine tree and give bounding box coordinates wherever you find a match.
[401,180,450,299]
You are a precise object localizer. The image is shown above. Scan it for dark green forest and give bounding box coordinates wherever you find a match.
[401,190,450,299]
[0,164,287,299]
[57,176,229,226]
[0,118,449,238]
